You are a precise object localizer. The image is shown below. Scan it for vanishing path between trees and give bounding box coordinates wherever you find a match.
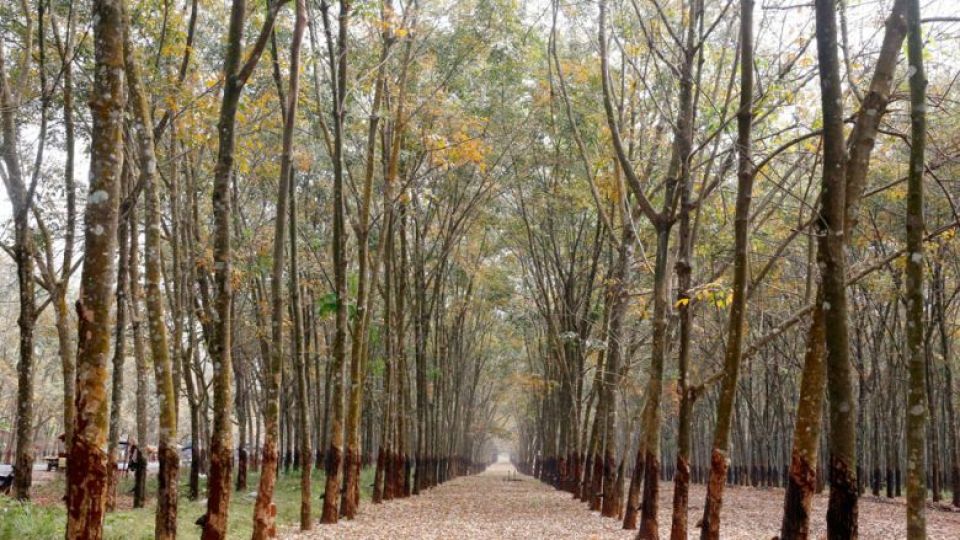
[287,458,960,539]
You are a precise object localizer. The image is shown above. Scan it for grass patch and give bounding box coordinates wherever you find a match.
[0,466,375,540]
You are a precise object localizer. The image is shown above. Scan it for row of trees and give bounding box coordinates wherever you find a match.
[1,0,522,538]
[2,0,960,539]
[510,0,959,539]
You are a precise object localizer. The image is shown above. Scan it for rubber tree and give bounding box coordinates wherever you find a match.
[106,166,131,513]
[699,1,754,538]
[320,0,352,524]
[343,0,392,516]
[813,0,859,534]
[780,1,907,537]
[37,0,80,494]
[252,0,305,535]
[64,0,126,534]
[374,1,413,500]
[903,0,927,535]
[123,6,181,534]
[128,179,150,509]
[202,0,289,537]
[599,0,696,533]
[0,7,40,502]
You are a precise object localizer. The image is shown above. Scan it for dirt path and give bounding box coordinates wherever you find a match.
[288,460,960,539]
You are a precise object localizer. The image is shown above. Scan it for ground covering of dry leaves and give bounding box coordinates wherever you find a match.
[288,460,960,539]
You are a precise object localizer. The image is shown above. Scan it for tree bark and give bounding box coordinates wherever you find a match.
[129,185,149,510]
[600,214,634,518]
[342,6,390,515]
[291,181,312,530]
[106,175,131,512]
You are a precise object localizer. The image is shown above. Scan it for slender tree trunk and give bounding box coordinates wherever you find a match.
[129,194,149,510]
[252,0,305,536]
[0,35,39,505]
[55,8,79,481]
[236,364,249,493]
[291,194,312,529]
[185,330,202,500]
[936,261,960,508]
[342,11,390,516]
[321,0,352,524]
[376,45,406,500]
[397,203,411,498]
[814,1,859,535]
[699,2,753,537]
[904,0,927,535]
[183,171,203,501]
[780,296,827,539]
[282,81,312,527]
[123,14,181,534]
[106,178,130,513]
[630,224,673,538]
[600,217,634,518]
[925,345,940,502]
[202,1,283,537]
[414,219,428,496]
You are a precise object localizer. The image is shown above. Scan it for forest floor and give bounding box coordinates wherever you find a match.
[289,460,960,539]
[0,467,375,540]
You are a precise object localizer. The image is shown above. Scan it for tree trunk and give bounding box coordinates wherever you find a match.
[904,0,927,535]
[124,9,181,532]
[252,0,305,536]
[935,260,960,508]
[129,198,149,510]
[54,8,79,487]
[321,0,352,524]
[343,10,390,516]
[106,179,131,512]
[65,0,126,533]
[699,1,753,538]
[781,1,906,536]
[202,1,283,537]
[0,31,39,505]
[286,43,312,526]
[780,296,826,539]
[600,215,634,518]
[814,1,859,535]
[291,193,312,529]
[633,225,672,539]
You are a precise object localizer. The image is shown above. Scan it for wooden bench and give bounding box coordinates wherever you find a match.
[44,456,66,471]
